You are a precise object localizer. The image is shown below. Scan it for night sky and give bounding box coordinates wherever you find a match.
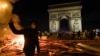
[12,0,100,31]
[82,0,100,30]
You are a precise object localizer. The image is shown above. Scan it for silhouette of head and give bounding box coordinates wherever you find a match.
[31,22,36,29]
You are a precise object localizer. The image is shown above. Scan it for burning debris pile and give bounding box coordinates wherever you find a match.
[47,41,84,56]
[0,35,25,56]
[0,35,50,56]
[0,35,100,56]
[39,39,100,56]
[48,40,100,56]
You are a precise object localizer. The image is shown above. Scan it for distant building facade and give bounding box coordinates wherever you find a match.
[48,1,82,32]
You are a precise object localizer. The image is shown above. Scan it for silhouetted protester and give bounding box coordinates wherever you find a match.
[98,32,100,37]
[72,31,75,40]
[88,30,95,40]
[9,19,40,56]
[77,30,81,40]
[58,32,62,39]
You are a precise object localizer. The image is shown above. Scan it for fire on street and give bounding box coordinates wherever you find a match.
[0,35,100,56]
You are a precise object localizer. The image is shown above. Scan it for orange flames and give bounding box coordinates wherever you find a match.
[10,35,24,50]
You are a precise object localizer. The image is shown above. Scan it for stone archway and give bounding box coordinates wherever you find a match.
[60,19,69,32]
[48,2,82,33]
[58,15,70,32]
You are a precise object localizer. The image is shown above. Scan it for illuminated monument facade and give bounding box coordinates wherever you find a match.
[48,2,82,32]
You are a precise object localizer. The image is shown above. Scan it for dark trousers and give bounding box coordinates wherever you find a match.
[24,46,35,56]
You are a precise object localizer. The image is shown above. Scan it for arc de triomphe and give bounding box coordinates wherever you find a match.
[48,2,82,32]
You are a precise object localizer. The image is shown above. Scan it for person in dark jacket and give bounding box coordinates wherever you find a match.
[9,19,40,56]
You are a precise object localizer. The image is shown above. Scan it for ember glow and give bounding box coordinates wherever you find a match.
[10,35,24,50]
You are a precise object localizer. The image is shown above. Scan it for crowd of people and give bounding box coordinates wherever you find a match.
[57,30,100,40]
[38,29,100,40]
